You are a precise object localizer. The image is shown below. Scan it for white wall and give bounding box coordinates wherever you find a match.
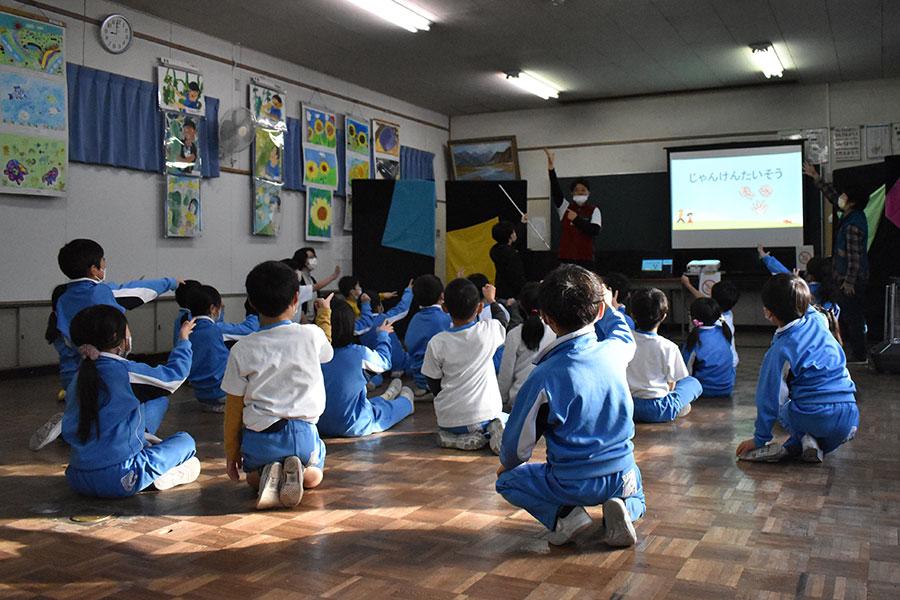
[0,0,450,305]
[450,79,900,251]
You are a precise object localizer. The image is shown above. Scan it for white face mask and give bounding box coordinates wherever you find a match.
[838,195,848,210]
[572,194,588,206]
[307,257,318,271]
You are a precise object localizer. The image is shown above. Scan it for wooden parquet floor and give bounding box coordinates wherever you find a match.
[1,343,898,599]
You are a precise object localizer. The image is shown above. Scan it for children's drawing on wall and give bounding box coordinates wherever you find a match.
[375,157,399,180]
[158,66,204,116]
[347,155,370,189]
[346,117,369,155]
[164,112,201,176]
[0,72,65,131]
[1,132,65,193]
[0,12,64,76]
[249,83,286,131]
[165,175,201,237]
[303,146,338,189]
[254,127,283,183]
[253,179,282,236]
[306,186,332,241]
[304,106,337,150]
[373,119,399,157]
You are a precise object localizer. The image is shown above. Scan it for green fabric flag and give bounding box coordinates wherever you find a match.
[864,184,885,250]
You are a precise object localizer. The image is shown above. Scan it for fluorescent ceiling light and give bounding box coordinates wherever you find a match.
[749,43,784,79]
[504,71,560,99]
[345,0,433,32]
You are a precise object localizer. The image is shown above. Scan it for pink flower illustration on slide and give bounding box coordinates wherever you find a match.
[752,200,768,215]
[739,186,754,199]
[759,185,773,197]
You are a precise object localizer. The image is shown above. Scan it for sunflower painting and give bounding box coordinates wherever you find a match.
[305,186,332,241]
[303,146,338,190]
[304,105,337,150]
[346,117,370,155]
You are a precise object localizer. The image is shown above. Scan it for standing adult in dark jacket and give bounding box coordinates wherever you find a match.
[490,220,527,301]
[544,149,601,271]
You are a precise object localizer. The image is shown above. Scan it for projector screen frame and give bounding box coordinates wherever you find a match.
[667,139,807,250]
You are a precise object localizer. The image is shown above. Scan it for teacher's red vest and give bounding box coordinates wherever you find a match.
[559,202,596,261]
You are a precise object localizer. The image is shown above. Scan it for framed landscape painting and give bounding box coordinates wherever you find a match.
[448,136,520,181]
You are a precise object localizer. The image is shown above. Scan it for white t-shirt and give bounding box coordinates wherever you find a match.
[221,320,333,431]
[497,322,556,407]
[421,320,506,428]
[626,330,689,400]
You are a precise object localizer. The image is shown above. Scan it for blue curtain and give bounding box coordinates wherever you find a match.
[67,63,220,177]
[285,117,347,195]
[400,146,435,180]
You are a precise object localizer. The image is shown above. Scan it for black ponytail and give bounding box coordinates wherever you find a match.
[69,305,128,444]
[518,282,544,351]
[685,297,726,352]
[44,284,69,344]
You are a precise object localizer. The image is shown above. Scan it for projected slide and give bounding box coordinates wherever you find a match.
[670,144,804,249]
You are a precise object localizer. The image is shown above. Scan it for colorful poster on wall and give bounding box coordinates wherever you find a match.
[372,118,400,180]
[346,117,369,155]
[165,175,201,237]
[303,146,338,189]
[0,132,65,193]
[306,186,332,241]
[832,126,861,162]
[345,116,370,197]
[0,72,65,130]
[249,82,286,131]
[254,127,283,182]
[253,179,283,236]
[158,65,204,116]
[304,106,337,149]
[164,112,201,176]
[0,11,64,76]
[347,155,370,187]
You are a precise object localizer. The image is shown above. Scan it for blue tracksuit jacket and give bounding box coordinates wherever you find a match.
[762,255,839,317]
[405,305,452,387]
[682,325,736,396]
[359,288,413,371]
[500,307,637,479]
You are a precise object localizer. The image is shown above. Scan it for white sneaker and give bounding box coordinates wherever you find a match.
[413,387,428,398]
[279,456,304,507]
[676,403,692,418]
[801,434,823,463]
[602,498,637,547]
[200,402,225,413]
[29,412,64,451]
[152,457,201,491]
[437,429,488,450]
[543,506,592,545]
[390,370,405,379]
[382,378,403,401]
[144,431,163,445]
[486,418,504,455]
[398,387,415,414]
[738,443,787,462]
[256,461,283,510]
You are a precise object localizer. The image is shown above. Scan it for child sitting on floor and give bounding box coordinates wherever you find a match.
[358,281,414,384]
[681,276,740,367]
[626,288,703,422]
[222,261,333,509]
[62,305,200,497]
[317,298,414,437]
[736,273,859,463]
[682,297,736,397]
[496,265,645,547]
[405,274,451,395]
[421,279,508,453]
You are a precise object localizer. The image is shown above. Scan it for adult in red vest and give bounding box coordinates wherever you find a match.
[545,149,601,270]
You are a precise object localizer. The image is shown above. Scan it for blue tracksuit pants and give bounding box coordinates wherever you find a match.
[632,376,702,423]
[241,419,327,473]
[778,400,859,454]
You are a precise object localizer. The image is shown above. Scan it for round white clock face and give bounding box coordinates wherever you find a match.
[100,14,133,54]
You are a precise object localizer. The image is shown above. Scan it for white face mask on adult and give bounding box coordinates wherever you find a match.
[572,194,589,206]
[307,257,318,271]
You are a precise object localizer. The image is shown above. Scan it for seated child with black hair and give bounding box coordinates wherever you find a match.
[222,261,333,510]
[62,305,200,497]
[421,279,509,453]
[626,288,702,422]
[682,297,735,397]
[173,279,201,346]
[496,264,644,547]
[601,272,635,330]
[32,238,180,451]
[737,273,859,463]
[498,282,555,411]
[338,275,398,322]
[757,245,841,319]
[317,298,414,437]
[405,274,452,395]
[358,280,414,384]
[681,276,741,367]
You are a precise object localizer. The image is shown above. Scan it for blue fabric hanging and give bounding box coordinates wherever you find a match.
[381,180,436,257]
[400,146,435,180]
[67,63,220,177]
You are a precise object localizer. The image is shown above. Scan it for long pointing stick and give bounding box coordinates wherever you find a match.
[498,184,551,250]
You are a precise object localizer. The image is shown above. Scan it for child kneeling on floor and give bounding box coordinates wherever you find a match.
[421,278,508,453]
[496,265,645,547]
[222,261,333,509]
[736,273,859,463]
[627,288,703,422]
[63,305,200,497]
